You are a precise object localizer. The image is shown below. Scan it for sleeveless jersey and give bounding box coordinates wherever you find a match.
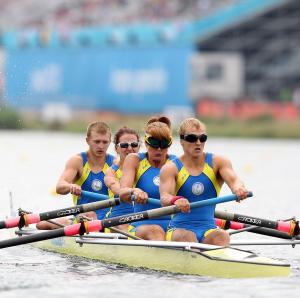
[131,152,176,227]
[171,153,220,229]
[73,152,114,220]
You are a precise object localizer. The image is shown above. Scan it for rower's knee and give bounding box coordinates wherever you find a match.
[204,230,230,246]
[136,225,165,241]
[171,229,197,242]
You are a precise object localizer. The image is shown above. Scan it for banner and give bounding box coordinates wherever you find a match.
[5,45,193,113]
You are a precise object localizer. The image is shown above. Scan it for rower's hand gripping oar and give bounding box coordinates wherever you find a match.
[0,198,120,230]
[0,192,252,249]
[81,190,161,206]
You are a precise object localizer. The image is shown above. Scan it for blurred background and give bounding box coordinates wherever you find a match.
[0,0,300,137]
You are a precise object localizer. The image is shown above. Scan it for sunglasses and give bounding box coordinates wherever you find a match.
[118,142,139,149]
[180,134,207,143]
[144,136,172,149]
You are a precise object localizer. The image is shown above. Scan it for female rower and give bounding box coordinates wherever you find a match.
[119,116,175,240]
[104,126,140,232]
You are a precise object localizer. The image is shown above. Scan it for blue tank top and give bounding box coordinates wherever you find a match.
[133,152,176,220]
[75,152,114,219]
[171,153,220,227]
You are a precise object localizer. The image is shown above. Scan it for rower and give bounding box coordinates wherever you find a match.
[160,117,249,246]
[119,116,176,241]
[37,121,114,230]
[104,126,140,232]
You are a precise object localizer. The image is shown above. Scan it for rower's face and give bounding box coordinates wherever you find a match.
[180,127,207,158]
[86,132,111,157]
[146,144,169,161]
[116,133,140,161]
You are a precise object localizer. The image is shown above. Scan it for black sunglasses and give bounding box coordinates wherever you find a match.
[118,142,139,149]
[180,134,207,143]
[145,136,172,149]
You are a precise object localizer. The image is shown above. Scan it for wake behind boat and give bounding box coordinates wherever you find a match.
[16,229,290,279]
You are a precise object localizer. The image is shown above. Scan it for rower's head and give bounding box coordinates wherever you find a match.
[144,116,172,156]
[179,118,207,157]
[114,126,140,160]
[86,121,111,156]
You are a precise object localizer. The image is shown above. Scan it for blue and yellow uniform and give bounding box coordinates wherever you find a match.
[129,152,176,232]
[73,152,114,220]
[166,152,221,242]
[106,164,134,218]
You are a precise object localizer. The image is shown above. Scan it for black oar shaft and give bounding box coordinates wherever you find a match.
[0,228,66,249]
[102,205,178,229]
[215,210,279,230]
[0,198,120,229]
[244,225,300,240]
[0,220,103,249]
[39,199,119,220]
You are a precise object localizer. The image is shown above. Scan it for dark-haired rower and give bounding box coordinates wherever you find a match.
[104,126,140,232]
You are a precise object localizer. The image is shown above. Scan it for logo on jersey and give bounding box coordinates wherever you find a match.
[91,179,102,191]
[153,176,160,186]
[192,182,204,195]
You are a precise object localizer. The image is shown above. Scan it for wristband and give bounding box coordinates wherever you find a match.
[170,196,184,205]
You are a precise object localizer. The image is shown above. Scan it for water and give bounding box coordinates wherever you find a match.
[1,130,300,297]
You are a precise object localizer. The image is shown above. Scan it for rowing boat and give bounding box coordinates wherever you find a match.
[17,229,290,278]
[2,193,293,278]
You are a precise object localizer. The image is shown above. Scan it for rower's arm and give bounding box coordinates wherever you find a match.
[104,168,120,196]
[119,153,140,202]
[56,155,82,195]
[159,162,177,206]
[216,155,248,201]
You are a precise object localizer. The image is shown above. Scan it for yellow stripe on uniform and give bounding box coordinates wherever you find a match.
[135,158,151,186]
[175,167,190,194]
[202,163,221,196]
[73,162,91,205]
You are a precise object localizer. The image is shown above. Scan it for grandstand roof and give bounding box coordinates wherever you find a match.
[198,0,300,101]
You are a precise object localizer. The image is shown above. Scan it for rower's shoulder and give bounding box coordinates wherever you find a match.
[211,153,231,167]
[161,157,178,172]
[65,153,83,168]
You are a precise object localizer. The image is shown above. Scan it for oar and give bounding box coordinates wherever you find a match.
[0,192,252,249]
[215,210,300,237]
[81,190,161,206]
[216,219,300,240]
[0,198,120,229]
[80,190,111,201]
[81,190,179,209]
[230,239,300,246]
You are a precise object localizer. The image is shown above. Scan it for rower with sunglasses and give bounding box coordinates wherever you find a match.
[119,116,176,241]
[104,126,140,232]
[160,118,249,246]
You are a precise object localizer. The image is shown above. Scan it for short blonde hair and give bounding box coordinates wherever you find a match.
[145,115,172,140]
[86,121,111,138]
[179,118,206,135]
